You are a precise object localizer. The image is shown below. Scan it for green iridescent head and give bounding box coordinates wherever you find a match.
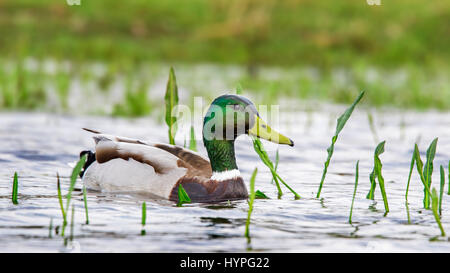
[202,94,293,172]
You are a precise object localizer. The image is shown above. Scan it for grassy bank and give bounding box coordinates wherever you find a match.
[0,0,448,67]
[0,0,449,113]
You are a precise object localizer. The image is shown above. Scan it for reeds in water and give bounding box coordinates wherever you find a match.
[407,141,436,209]
[366,141,389,214]
[423,138,438,209]
[165,67,179,145]
[349,160,359,224]
[12,172,18,205]
[439,165,445,216]
[58,155,87,236]
[316,91,365,198]
[252,137,300,199]
[141,202,147,235]
[431,188,446,236]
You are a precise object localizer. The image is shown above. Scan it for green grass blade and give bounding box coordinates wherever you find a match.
[12,172,18,205]
[439,165,445,216]
[448,160,450,195]
[349,160,359,224]
[405,200,411,225]
[271,149,279,184]
[316,91,365,198]
[82,185,89,225]
[56,173,66,226]
[374,141,389,213]
[413,144,425,184]
[69,204,75,242]
[431,188,446,236]
[335,91,365,135]
[252,137,282,197]
[164,67,179,145]
[255,190,270,199]
[413,144,432,197]
[189,125,197,152]
[273,172,300,200]
[423,138,438,209]
[141,202,147,235]
[405,148,416,224]
[177,184,191,207]
[366,168,376,200]
[65,155,87,215]
[245,168,257,243]
[405,147,416,201]
[252,137,300,199]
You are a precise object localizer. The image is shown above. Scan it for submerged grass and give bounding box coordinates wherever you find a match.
[252,137,300,199]
[245,168,258,244]
[12,172,18,205]
[349,160,359,224]
[316,91,365,198]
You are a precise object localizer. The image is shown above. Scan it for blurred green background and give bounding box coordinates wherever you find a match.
[0,0,449,114]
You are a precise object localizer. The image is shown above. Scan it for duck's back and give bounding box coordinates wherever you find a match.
[82,134,213,199]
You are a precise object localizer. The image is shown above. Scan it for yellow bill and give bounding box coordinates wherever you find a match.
[248,115,294,146]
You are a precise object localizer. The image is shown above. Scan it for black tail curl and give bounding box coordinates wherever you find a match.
[79,150,96,178]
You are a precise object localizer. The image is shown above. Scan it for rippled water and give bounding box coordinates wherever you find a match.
[2,105,450,252]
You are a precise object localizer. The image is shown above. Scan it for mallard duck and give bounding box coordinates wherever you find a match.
[79,94,294,203]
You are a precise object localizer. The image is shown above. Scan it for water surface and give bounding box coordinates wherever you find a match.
[1,106,450,252]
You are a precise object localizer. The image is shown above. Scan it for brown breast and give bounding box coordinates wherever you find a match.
[169,177,248,203]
